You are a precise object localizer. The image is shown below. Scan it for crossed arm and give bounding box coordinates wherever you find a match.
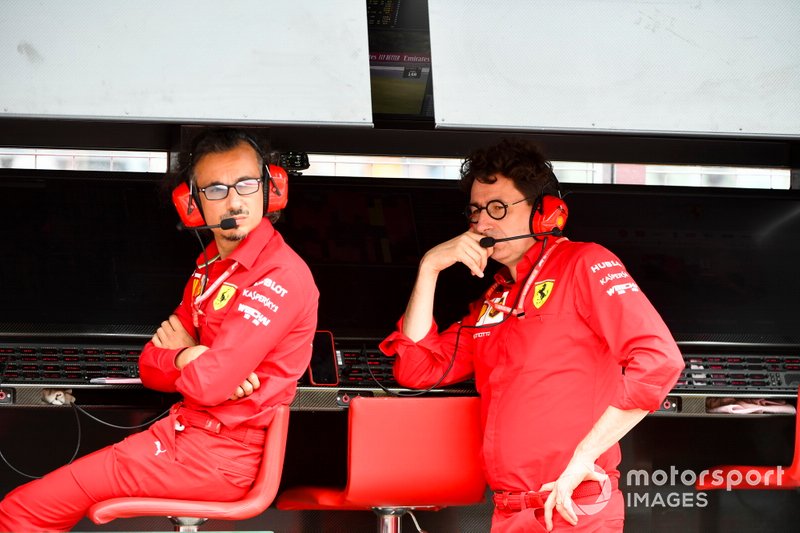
[151,314,260,401]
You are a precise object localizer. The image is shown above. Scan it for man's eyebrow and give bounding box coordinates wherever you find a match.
[469,198,502,205]
[200,175,260,187]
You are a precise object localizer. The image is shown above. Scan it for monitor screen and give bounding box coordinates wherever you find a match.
[5,169,798,346]
[0,170,196,332]
[564,184,800,343]
[368,0,433,117]
[283,178,800,344]
[279,175,480,338]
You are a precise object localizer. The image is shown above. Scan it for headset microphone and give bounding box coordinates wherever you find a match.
[479,227,562,248]
[177,218,238,232]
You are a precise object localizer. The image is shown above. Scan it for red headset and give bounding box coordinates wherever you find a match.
[171,163,289,229]
[531,194,568,239]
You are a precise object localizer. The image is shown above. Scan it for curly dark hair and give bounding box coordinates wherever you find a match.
[459,137,560,203]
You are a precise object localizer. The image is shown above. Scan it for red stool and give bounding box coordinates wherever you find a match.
[695,387,800,490]
[87,404,290,532]
[277,395,486,533]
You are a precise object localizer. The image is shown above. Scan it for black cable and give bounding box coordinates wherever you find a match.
[0,402,169,480]
[0,404,81,480]
[0,206,206,480]
[194,228,210,296]
[73,404,170,430]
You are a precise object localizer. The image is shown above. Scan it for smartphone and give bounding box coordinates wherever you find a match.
[308,330,339,386]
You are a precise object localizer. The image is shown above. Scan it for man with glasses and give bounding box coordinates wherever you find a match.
[380,138,683,532]
[0,128,319,531]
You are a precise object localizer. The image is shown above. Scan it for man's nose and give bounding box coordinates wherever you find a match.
[473,209,494,232]
[225,187,246,207]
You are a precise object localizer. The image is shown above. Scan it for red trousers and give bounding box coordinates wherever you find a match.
[0,412,262,532]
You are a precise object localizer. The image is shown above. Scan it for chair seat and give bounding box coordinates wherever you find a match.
[88,405,290,529]
[277,486,444,511]
[89,495,262,523]
[277,486,369,511]
[276,396,486,519]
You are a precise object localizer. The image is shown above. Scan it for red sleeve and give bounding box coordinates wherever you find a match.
[573,244,684,412]
[379,302,482,388]
[175,265,315,406]
[138,273,198,392]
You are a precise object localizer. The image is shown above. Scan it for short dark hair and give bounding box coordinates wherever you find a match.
[459,137,559,203]
[182,128,281,223]
[186,128,267,184]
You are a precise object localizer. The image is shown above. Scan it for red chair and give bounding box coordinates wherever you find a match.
[87,404,290,532]
[695,387,800,490]
[277,395,486,532]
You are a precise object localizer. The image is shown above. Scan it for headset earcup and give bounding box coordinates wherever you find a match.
[265,164,289,213]
[171,182,205,227]
[532,195,568,236]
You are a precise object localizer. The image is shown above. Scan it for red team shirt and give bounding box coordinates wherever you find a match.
[0,219,319,532]
[140,219,319,429]
[380,238,684,530]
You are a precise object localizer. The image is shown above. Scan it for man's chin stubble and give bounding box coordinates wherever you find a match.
[222,232,247,242]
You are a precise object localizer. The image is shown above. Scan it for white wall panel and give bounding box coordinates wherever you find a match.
[0,0,372,126]
[429,0,800,136]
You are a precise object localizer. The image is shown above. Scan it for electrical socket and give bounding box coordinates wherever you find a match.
[0,388,14,405]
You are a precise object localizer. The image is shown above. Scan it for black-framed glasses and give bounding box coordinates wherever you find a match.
[198,178,261,201]
[465,196,533,223]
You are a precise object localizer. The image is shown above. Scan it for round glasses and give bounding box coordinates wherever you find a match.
[198,178,261,201]
[465,196,532,223]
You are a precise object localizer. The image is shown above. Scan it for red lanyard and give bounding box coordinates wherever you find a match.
[484,238,566,318]
[191,260,240,328]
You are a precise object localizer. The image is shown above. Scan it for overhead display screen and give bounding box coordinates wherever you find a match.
[0,0,373,126]
[429,0,800,136]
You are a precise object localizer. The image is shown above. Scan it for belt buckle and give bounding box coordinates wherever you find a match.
[494,490,547,512]
[499,490,511,509]
[494,491,520,511]
[202,418,222,433]
[524,490,545,510]
[492,491,509,510]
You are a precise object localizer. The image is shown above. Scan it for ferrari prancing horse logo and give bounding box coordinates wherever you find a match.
[532,280,554,309]
[213,284,237,311]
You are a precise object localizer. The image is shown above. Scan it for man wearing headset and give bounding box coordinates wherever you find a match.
[380,138,684,532]
[0,128,319,531]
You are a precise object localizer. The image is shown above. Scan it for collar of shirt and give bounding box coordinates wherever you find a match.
[492,238,557,288]
[194,218,275,271]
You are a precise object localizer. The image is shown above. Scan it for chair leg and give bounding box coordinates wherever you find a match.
[168,516,208,532]
[373,507,406,533]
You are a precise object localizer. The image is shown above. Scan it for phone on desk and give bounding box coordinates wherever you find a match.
[308,330,339,386]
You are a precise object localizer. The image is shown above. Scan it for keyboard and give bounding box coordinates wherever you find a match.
[676,353,800,392]
[335,343,477,391]
[0,342,141,384]
[336,345,800,393]
[0,339,396,388]
[339,346,398,387]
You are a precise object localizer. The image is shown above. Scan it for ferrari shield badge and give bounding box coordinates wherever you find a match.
[213,284,236,311]
[532,280,554,309]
